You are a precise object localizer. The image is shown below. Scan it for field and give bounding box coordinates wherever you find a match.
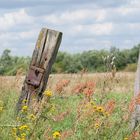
[0,72,138,140]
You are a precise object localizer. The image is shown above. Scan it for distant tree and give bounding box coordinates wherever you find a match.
[129,44,140,63]
[0,44,140,75]
[0,49,12,75]
[1,49,12,65]
[0,49,31,75]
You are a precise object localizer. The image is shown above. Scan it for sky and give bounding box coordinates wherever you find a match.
[0,0,140,56]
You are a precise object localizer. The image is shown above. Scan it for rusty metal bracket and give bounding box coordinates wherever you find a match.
[26,66,44,87]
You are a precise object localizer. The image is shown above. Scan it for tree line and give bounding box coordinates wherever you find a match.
[0,44,140,75]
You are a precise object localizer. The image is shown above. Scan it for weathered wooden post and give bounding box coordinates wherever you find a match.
[131,51,140,129]
[16,28,62,112]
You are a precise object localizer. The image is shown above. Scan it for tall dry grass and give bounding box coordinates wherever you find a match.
[0,72,137,140]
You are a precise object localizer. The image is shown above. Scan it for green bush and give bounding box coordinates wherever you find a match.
[124,63,137,72]
[0,44,140,75]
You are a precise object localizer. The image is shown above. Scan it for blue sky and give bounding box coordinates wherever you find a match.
[0,0,139,56]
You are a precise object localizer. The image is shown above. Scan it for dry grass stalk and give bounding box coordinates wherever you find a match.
[105,100,115,114]
[52,110,71,122]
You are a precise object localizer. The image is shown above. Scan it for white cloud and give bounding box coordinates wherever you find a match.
[117,7,135,15]
[128,23,140,29]
[0,0,140,56]
[69,23,113,36]
[0,9,33,31]
[129,0,140,7]
[19,30,39,40]
[89,23,113,35]
[44,9,106,24]
[0,32,18,41]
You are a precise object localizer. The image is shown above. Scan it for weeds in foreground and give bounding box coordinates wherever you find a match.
[0,73,139,140]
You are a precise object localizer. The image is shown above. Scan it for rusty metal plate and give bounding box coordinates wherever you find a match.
[26,66,44,87]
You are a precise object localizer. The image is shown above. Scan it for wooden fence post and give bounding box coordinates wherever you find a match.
[131,51,140,129]
[16,28,62,112]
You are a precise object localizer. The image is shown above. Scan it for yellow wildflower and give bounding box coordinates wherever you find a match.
[44,89,52,97]
[53,131,61,139]
[12,127,17,137]
[93,105,97,110]
[22,106,28,112]
[29,114,36,121]
[22,99,27,104]
[90,101,96,105]
[50,105,56,112]
[12,127,17,132]
[21,133,26,138]
[94,123,100,129]
[16,117,20,121]
[97,106,104,113]
[104,112,110,117]
[0,106,3,112]
[16,137,21,140]
[19,125,29,131]
[124,138,129,140]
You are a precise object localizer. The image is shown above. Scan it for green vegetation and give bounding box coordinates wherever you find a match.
[0,49,30,75]
[0,44,140,75]
[0,73,136,140]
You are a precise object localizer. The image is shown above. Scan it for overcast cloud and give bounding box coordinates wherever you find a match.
[0,0,139,56]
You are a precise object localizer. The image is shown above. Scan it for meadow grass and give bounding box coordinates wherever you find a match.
[0,72,137,140]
